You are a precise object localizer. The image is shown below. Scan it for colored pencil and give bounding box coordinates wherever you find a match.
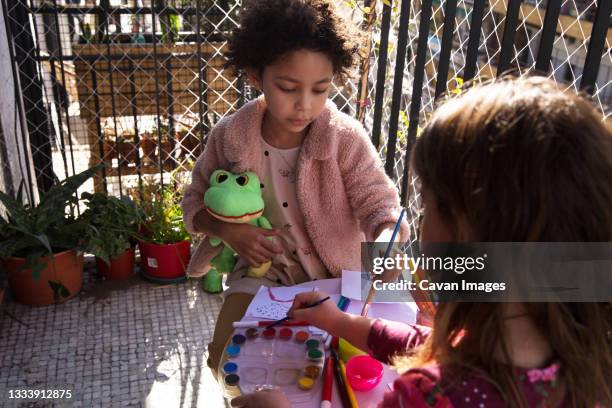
[331,348,352,408]
[339,359,359,408]
[320,356,333,408]
[361,209,405,316]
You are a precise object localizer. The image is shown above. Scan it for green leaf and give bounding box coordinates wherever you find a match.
[135,176,189,245]
[59,284,70,298]
[0,190,30,225]
[38,166,101,215]
[0,166,99,271]
[16,181,24,203]
[48,280,70,302]
[80,191,143,261]
[0,239,19,258]
[98,253,111,267]
[49,280,60,302]
[32,234,52,253]
[31,262,45,280]
[28,251,48,280]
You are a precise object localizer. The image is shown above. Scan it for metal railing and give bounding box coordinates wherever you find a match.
[1,0,611,234]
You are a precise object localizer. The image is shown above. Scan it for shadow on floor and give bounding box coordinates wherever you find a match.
[0,269,228,407]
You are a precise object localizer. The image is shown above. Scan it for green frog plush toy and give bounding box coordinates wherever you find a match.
[201,169,273,293]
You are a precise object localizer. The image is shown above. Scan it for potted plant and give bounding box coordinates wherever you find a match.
[81,192,144,280]
[140,132,157,164]
[134,175,190,283]
[116,132,138,167]
[0,167,99,306]
[156,121,176,167]
[100,128,115,165]
[178,128,201,159]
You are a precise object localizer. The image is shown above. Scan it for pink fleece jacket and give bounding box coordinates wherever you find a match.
[181,96,409,278]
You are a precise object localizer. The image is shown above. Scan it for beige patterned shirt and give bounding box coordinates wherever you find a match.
[224,138,329,296]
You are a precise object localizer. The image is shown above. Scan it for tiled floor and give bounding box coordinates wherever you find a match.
[0,268,230,407]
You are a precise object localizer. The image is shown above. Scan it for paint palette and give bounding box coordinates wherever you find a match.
[219,327,326,403]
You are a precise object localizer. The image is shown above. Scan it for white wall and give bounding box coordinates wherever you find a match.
[0,1,38,203]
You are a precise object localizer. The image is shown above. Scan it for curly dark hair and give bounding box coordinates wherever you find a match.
[226,0,363,77]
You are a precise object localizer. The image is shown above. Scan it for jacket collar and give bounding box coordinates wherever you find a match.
[223,96,338,174]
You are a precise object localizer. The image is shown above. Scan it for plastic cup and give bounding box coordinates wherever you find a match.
[345,355,384,391]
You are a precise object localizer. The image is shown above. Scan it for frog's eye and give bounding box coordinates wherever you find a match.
[236,175,249,186]
[216,173,229,183]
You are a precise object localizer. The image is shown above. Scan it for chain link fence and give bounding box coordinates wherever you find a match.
[361,0,610,240]
[1,0,611,241]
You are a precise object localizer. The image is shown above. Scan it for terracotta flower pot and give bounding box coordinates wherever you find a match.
[138,240,190,279]
[179,132,201,159]
[159,141,175,166]
[95,247,135,280]
[102,141,113,163]
[2,250,84,306]
[117,140,138,165]
[140,134,157,163]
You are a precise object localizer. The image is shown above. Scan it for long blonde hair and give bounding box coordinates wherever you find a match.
[405,77,612,407]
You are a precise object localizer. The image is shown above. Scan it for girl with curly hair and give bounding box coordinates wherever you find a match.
[182,0,408,372]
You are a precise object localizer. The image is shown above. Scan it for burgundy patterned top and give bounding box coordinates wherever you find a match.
[367,319,565,408]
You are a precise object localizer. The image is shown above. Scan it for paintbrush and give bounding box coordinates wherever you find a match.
[361,209,405,316]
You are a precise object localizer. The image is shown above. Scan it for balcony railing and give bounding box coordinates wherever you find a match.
[2,0,611,232]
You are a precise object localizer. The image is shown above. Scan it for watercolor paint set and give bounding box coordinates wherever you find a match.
[219,326,326,404]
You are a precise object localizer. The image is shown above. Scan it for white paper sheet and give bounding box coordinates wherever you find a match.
[244,279,342,320]
[340,270,368,300]
[244,286,309,320]
[341,270,417,323]
[341,269,416,304]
